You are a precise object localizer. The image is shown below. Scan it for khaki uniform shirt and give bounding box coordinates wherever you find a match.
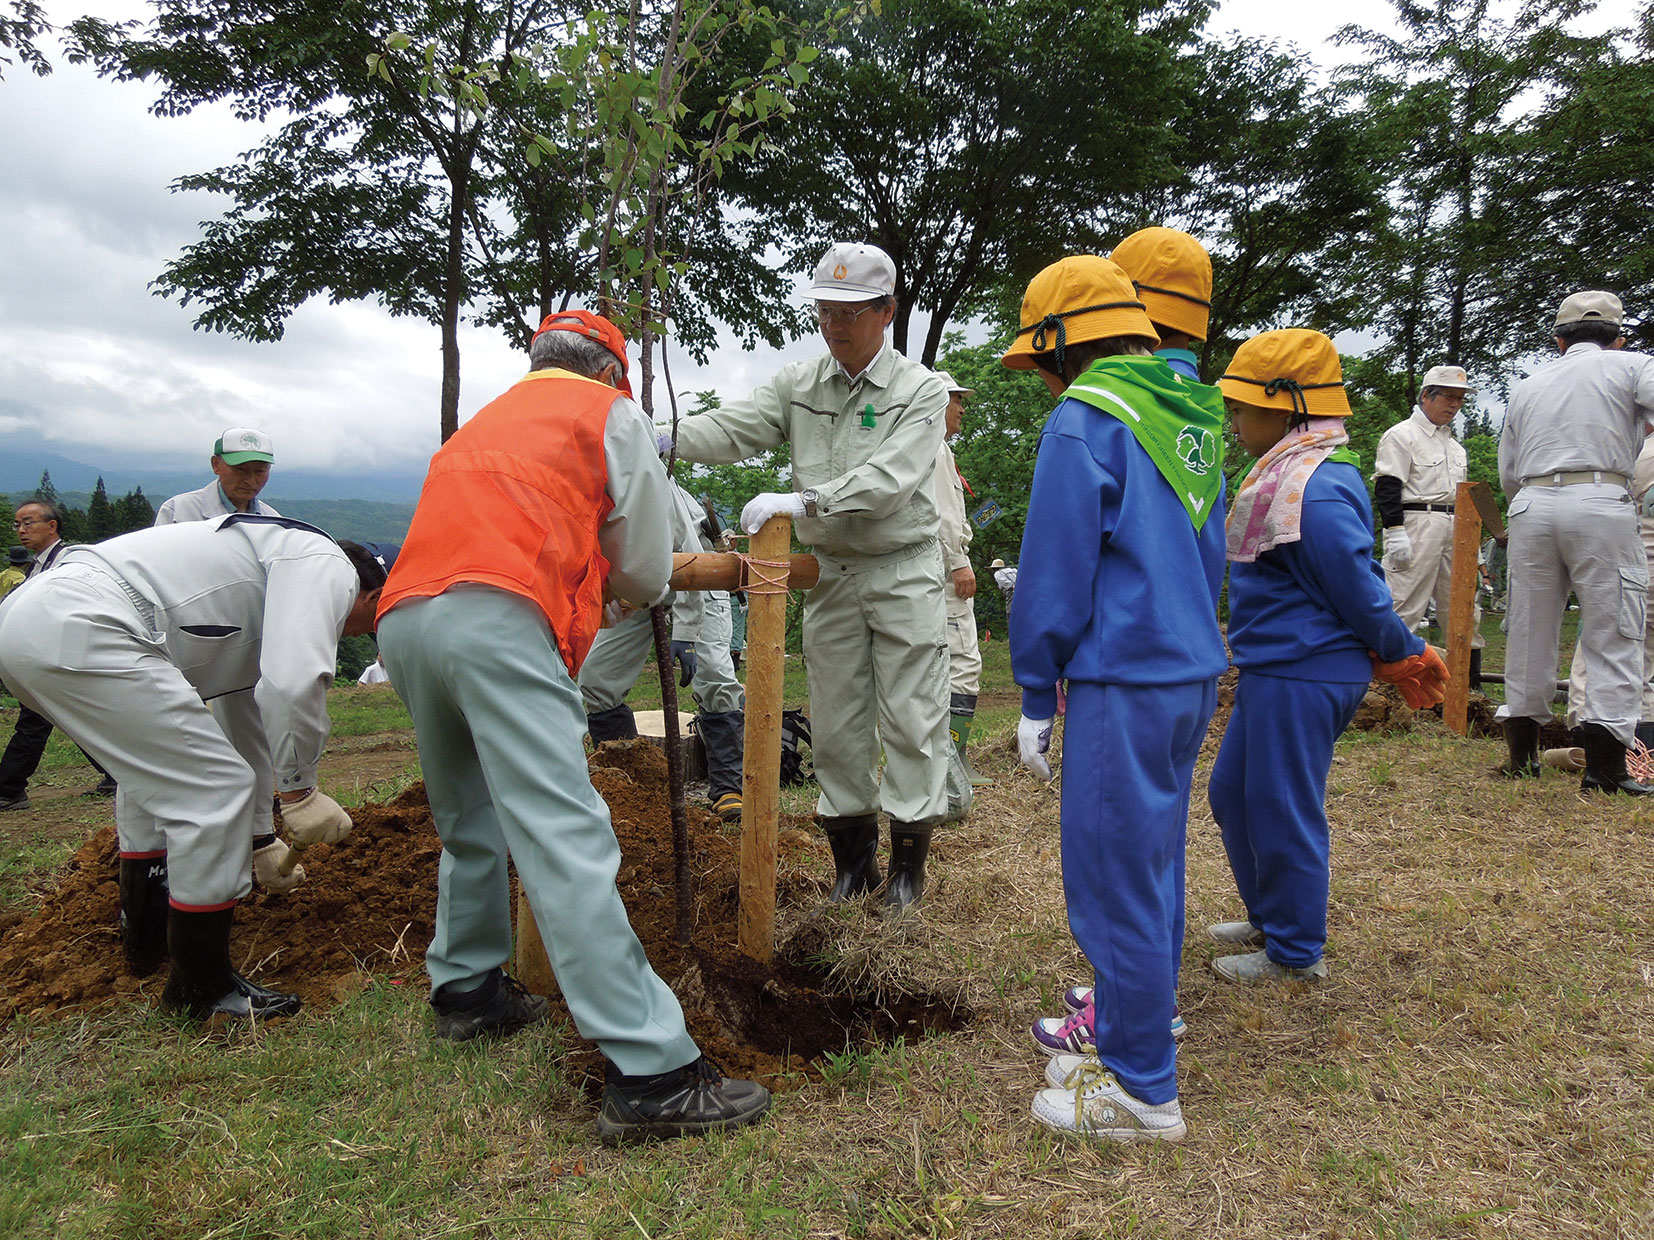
[671,344,948,559]
[1498,342,1654,496]
[932,441,972,575]
[1373,408,1466,505]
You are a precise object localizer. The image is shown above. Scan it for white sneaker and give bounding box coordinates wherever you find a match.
[1208,920,1266,948]
[1211,949,1328,984]
[1031,1057,1186,1142]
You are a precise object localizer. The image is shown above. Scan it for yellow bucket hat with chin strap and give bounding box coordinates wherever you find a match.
[1218,329,1352,418]
[1109,227,1213,342]
[1001,256,1159,374]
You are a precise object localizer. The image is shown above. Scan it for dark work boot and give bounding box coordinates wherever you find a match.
[881,822,933,913]
[1468,649,1482,692]
[696,710,745,821]
[432,968,549,1041]
[596,1056,770,1144]
[1635,721,1654,751]
[161,906,302,1020]
[821,813,880,902]
[586,704,639,744]
[1577,722,1654,795]
[118,853,170,977]
[1501,717,1541,778]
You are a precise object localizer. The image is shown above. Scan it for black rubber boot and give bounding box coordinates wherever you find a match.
[822,814,880,902]
[881,822,933,912]
[118,854,169,977]
[1501,717,1541,778]
[161,906,302,1019]
[1468,649,1482,692]
[1577,722,1654,795]
[696,710,745,814]
[1636,721,1654,751]
[586,703,639,744]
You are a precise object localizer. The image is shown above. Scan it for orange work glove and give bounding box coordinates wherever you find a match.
[1371,645,1449,710]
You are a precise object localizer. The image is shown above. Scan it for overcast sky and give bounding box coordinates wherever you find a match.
[0,0,1627,477]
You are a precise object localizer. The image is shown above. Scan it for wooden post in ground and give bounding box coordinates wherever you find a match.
[737,515,793,963]
[1444,481,1505,735]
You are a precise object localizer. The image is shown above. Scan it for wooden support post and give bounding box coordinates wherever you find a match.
[737,516,792,963]
[1444,481,1487,735]
[514,887,556,997]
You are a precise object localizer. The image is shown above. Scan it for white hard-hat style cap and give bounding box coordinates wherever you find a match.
[810,243,896,303]
[934,370,974,395]
[1421,364,1476,393]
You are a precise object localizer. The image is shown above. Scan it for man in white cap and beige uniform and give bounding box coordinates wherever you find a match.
[1373,364,1486,686]
[156,428,283,523]
[666,242,951,910]
[1496,290,1654,792]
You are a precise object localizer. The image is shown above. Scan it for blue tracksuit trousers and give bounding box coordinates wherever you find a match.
[1206,671,1367,969]
[1062,678,1216,1105]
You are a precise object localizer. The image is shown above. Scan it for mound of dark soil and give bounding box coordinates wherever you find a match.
[0,740,967,1090]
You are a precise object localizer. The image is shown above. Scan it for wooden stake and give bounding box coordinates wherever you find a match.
[737,515,791,963]
[1444,481,1486,735]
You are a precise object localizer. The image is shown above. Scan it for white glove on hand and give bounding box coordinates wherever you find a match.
[655,431,675,456]
[1018,714,1056,782]
[253,839,306,893]
[1385,527,1414,571]
[740,492,807,534]
[281,789,353,847]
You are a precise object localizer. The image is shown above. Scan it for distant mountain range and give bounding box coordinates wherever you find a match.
[0,432,428,503]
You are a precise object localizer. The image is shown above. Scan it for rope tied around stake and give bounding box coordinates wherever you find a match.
[740,552,792,597]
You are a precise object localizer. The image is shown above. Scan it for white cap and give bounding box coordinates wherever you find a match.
[934,370,974,395]
[1420,364,1476,393]
[809,242,896,303]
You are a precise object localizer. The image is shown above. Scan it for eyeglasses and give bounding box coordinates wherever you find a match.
[816,303,884,327]
[13,518,44,531]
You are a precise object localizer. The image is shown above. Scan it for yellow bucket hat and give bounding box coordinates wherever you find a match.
[1001,256,1159,372]
[1218,329,1352,418]
[1108,227,1212,341]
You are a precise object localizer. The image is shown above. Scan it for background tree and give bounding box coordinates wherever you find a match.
[114,487,156,532]
[1119,34,1389,376]
[86,477,116,541]
[0,0,48,78]
[728,0,1209,365]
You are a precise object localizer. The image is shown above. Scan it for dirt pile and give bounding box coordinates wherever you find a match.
[0,740,966,1088]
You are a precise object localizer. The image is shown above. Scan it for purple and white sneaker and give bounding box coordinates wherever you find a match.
[1060,986,1187,1040]
[1031,1003,1096,1056]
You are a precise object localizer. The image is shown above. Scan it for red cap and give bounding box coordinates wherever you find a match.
[531,310,633,396]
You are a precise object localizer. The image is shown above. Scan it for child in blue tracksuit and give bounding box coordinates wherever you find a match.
[1002,256,1228,1142]
[1210,329,1447,984]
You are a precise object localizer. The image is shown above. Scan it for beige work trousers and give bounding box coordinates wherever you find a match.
[1382,509,1484,649]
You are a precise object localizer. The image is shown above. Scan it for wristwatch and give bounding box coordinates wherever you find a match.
[800,488,820,519]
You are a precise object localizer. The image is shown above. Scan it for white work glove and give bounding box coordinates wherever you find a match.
[741,492,807,534]
[1018,714,1055,782]
[655,430,675,456]
[281,789,353,847]
[1385,527,1414,571]
[252,839,306,893]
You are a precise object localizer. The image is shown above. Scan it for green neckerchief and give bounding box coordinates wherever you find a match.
[1326,446,1361,469]
[1061,354,1226,529]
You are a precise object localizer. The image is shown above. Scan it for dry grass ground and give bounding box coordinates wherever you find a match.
[2,686,1651,1238]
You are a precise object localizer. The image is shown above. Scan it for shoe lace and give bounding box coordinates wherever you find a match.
[1061,1058,1118,1129]
[1053,1001,1094,1041]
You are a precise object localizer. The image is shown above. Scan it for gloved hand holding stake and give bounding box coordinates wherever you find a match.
[741,492,806,534]
[253,839,306,892]
[669,639,698,687]
[1018,715,1055,781]
[1385,527,1414,571]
